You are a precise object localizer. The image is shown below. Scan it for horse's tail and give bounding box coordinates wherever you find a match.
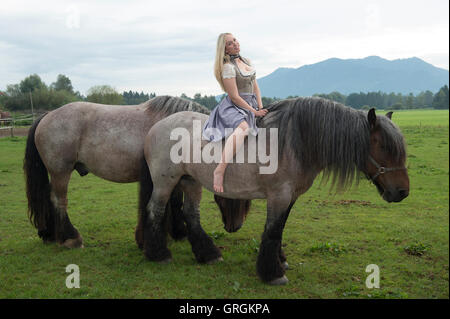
[136,156,187,249]
[23,113,56,240]
[214,196,251,233]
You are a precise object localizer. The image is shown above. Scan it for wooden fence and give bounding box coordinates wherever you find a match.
[0,114,34,137]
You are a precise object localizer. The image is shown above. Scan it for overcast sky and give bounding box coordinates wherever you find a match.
[0,0,448,96]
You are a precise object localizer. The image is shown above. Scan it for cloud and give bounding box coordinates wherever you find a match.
[0,0,448,96]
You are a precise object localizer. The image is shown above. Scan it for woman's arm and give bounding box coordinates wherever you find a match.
[253,79,264,109]
[223,77,256,114]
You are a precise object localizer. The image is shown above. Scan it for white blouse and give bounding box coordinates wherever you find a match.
[222,61,256,79]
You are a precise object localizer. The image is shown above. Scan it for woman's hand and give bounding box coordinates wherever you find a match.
[254,109,268,117]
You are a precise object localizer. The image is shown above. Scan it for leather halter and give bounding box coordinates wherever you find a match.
[368,155,407,181]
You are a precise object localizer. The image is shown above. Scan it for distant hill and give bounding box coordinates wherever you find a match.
[257,56,449,98]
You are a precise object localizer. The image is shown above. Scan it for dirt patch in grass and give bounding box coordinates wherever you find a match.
[310,199,378,207]
[334,199,376,207]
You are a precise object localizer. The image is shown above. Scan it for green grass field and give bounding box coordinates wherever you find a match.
[0,109,448,298]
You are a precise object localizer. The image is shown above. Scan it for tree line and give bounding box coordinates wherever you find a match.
[0,74,156,112]
[0,73,448,112]
[314,88,449,110]
[261,87,448,110]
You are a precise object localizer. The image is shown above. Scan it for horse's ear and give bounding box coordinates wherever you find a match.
[368,108,377,129]
[385,111,393,120]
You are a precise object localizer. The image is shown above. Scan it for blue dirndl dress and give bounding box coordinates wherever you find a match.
[202,93,259,142]
[202,58,260,142]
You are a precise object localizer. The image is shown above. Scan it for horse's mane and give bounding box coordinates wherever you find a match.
[258,97,406,191]
[144,95,210,116]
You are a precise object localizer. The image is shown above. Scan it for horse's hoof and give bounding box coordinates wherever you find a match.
[268,275,289,286]
[61,236,84,249]
[206,256,224,265]
[282,261,289,270]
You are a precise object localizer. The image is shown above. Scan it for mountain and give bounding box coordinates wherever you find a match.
[257,56,449,98]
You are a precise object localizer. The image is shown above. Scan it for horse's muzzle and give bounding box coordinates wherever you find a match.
[383,188,409,203]
[225,222,243,233]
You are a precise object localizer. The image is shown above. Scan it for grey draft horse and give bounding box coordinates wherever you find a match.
[23,96,251,249]
[139,97,410,285]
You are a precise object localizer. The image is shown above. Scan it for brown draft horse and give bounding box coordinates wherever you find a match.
[23,96,251,248]
[139,97,409,285]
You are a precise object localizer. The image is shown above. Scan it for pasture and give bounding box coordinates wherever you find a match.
[0,109,448,298]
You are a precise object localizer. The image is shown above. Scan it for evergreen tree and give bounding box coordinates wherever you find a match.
[121,90,153,105]
[423,90,434,108]
[432,85,449,109]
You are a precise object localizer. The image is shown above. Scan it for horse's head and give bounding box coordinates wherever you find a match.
[366,108,409,203]
[214,195,250,233]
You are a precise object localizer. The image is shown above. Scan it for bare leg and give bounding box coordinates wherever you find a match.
[213,121,249,193]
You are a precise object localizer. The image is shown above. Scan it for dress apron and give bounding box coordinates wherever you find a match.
[202,93,260,142]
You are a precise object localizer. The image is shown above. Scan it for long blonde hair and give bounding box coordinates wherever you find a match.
[214,33,232,92]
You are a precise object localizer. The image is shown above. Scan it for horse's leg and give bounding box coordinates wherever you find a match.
[49,172,83,248]
[143,185,174,262]
[136,158,187,250]
[257,197,296,285]
[278,201,295,270]
[137,185,187,250]
[180,178,222,264]
[166,184,188,241]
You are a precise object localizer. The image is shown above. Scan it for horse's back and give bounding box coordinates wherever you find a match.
[145,111,208,150]
[149,111,208,132]
[34,101,150,181]
[144,110,208,172]
[144,111,271,199]
[36,101,146,145]
[40,101,147,123]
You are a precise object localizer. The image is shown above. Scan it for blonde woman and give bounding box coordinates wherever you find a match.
[202,33,268,193]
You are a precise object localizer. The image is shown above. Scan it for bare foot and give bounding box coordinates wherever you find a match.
[213,168,225,193]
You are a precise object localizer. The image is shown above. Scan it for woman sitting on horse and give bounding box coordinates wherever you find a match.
[202,33,268,193]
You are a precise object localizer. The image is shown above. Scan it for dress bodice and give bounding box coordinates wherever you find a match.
[222,58,256,94]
